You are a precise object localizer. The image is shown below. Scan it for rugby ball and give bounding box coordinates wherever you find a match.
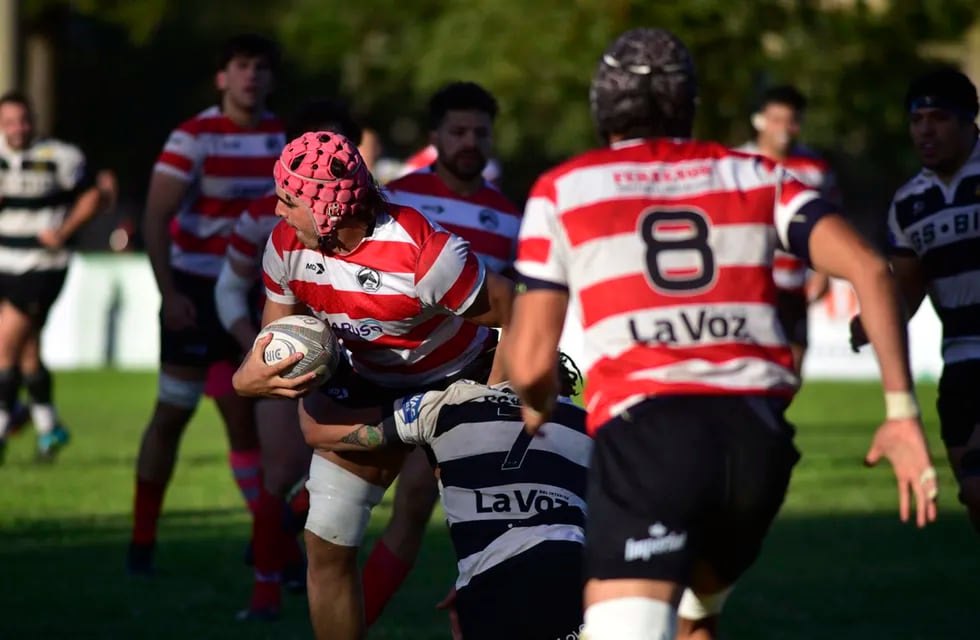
[256,315,340,381]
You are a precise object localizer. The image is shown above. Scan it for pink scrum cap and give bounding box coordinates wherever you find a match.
[273,131,375,236]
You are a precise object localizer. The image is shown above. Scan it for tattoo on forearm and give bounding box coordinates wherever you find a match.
[338,424,386,449]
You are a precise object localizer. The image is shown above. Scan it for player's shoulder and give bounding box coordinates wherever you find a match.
[30,137,83,162]
[382,201,442,245]
[891,170,936,204]
[385,169,437,194]
[171,106,222,135]
[550,138,742,175]
[258,111,286,132]
[476,180,519,214]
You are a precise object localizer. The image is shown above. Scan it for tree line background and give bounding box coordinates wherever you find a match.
[17,0,980,247]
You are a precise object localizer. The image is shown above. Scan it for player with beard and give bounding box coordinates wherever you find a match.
[233,131,513,639]
[738,85,835,376]
[852,68,980,536]
[365,82,520,626]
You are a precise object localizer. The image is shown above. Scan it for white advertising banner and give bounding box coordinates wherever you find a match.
[42,254,161,370]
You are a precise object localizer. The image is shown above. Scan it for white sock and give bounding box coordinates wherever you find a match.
[0,408,9,438]
[31,403,57,436]
[582,598,677,640]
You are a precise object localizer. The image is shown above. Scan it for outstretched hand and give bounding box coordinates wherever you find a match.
[865,417,938,528]
[435,586,463,640]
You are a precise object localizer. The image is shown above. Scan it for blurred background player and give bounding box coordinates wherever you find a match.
[388,82,519,275]
[507,28,937,640]
[216,97,363,620]
[852,68,980,535]
[297,356,588,640]
[399,133,502,188]
[0,91,101,463]
[365,80,521,626]
[126,34,285,576]
[232,131,513,640]
[738,85,835,375]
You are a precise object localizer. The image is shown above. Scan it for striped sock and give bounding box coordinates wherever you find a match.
[229,449,263,515]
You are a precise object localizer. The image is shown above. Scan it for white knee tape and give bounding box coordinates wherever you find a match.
[305,454,386,547]
[582,598,676,640]
[677,586,734,620]
[158,373,205,410]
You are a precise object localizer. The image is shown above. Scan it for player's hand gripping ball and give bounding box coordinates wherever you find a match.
[256,315,340,383]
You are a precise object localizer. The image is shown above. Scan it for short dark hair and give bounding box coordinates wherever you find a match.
[905,67,979,121]
[0,90,32,112]
[287,98,362,145]
[217,33,280,73]
[758,85,807,113]
[558,352,583,398]
[427,82,498,129]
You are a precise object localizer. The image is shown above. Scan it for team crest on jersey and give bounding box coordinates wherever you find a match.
[478,209,499,230]
[421,204,444,215]
[356,266,382,292]
[267,135,281,151]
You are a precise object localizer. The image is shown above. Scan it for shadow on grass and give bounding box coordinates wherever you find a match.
[0,509,975,640]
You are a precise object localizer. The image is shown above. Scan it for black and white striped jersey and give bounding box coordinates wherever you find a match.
[887,140,980,365]
[0,137,90,274]
[385,381,591,589]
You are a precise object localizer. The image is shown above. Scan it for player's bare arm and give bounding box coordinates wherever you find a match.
[808,213,938,527]
[806,271,831,304]
[461,270,515,384]
[231,298,319,398]
[891,254,929,318]
[298,393,388,451]
[460,270,514,329]
[216,253,261,351]
[37,185,101,249]
[145,171,195,329]
[506,288,569,432]
[850,253,928,350]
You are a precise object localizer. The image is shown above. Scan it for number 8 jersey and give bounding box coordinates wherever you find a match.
[516,138,835,433]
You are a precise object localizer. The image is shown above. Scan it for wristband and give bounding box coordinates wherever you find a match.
[884,391,920,420]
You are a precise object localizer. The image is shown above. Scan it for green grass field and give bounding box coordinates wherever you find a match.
[0,371,975,639]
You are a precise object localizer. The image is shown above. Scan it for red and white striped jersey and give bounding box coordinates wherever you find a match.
[738,142,839,294]
[263,203,491,387]
[227,193,279,266]
[154,106,285,278]
[386,167,520,273]
[516,138,831,434]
